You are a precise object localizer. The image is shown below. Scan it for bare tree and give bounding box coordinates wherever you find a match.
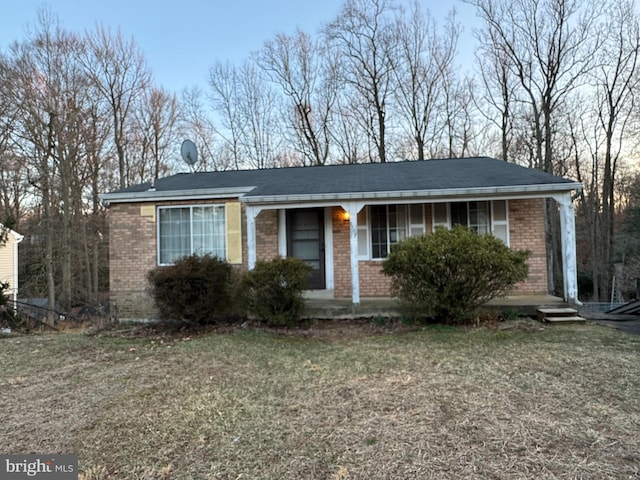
[473,18,519,162]
[391,3,459,160]
[465,0,603,173]
[0,53,28,225]
[208,60,283,169]
[208,61,245,169]
[181,87,229,171]
[239,62,284,169]
[6,9,72,314]
[258,29,338,166]
[324,0,397,163]
[466,0,603,294]
[80,25,150,188]
[79,93,112,303]
[573,0,640,300]
[3,8,120,309]
[129,86,181,182]
[330,96,370,164]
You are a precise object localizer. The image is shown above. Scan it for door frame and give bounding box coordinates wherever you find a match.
[285,208,326,290]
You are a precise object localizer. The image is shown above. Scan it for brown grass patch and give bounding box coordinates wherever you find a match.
[1,322,639,479]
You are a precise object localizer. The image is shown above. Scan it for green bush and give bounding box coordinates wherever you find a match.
[382,226,530,323]
[241,257,311,327]
[147,254,234,326]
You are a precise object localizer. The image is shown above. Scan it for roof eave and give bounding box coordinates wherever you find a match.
[0,224,24,242]
[240,182,583,204]
[99,186,256,205]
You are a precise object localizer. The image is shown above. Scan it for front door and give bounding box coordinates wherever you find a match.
[287,208,325,289]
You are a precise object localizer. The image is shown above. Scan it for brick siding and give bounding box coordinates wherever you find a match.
[508,198,548,294]
[331,200,548,299]
[107,203,158,320]
[108,199,550,319]
[255,209,279,262]
[108,199,246,320]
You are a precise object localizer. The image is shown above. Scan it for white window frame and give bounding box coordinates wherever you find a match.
[356,201,510,261]
[157,204,227,265]
[359,204,425,260]
[431,200,510,246]
[491,200,510,246]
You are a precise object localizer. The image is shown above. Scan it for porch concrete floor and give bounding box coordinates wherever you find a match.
[302,291,568,319]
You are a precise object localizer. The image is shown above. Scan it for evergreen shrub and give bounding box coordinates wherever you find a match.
[382,226,530,323]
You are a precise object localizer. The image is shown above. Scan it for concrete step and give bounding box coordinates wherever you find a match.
[537,307,585,324]
[544,315,586,324]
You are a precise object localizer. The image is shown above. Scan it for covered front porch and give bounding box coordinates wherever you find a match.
[244,192,580,306]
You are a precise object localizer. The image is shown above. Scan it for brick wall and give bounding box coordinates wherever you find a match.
[108,198,249,321]
[109,199,550,319]
[331,207,392,298]
[332,207,351,298]
[108,203,158,320]
[255,209,279,262]
[331,200,549,299]
[508,198,548,294]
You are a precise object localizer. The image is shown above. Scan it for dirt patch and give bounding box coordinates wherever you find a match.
[84,316,425,341]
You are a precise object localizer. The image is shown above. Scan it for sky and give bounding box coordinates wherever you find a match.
[0,0,479,94]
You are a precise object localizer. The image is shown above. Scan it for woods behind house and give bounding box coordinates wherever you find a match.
[1,0,639,311]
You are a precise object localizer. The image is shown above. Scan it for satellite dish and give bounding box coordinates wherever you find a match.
[181,139,198,168]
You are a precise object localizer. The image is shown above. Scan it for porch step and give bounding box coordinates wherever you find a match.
[537,307,586,324]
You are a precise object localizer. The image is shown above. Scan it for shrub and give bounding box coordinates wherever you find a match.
[0,280,13,328]
[382,226,530,323]
[241,257,311,327]
[147,254,234,326]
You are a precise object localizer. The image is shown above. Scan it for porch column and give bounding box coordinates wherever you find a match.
[342,202,364,305]
[246,205,260,270]
[556,192,579,304]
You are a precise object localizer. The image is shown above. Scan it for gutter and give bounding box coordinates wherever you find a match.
[98,182,582,206]
[240,182,584,205]
[99,186,256,205]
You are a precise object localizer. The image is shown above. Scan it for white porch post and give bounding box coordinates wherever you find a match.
[278,209,287,257]
[556,192,579,304]
[342,202,364,305]
[246,205,260,270]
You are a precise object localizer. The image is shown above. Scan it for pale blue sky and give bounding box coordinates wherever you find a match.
[0,0,477,93]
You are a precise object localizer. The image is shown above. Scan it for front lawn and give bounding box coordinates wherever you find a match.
[1,322,639,479]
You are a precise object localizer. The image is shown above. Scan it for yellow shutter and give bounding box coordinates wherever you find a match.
[140,204,156,221]
[226,202,243,264]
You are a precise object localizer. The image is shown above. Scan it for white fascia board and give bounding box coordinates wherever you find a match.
[99,186,256,205]
[240,182,583,206]
[0,224,23,243]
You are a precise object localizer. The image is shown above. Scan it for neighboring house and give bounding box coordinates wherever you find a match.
[100,157,582,321]
[0,225,24,304]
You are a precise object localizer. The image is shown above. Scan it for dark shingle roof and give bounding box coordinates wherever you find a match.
[102,157,580,203]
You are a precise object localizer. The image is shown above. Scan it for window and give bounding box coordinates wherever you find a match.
[356,201,508,261]
[432,200,509,245]
[491,201,509,244]
[363,204,423,259]
[451,201,490,234]
[158,205,226,264]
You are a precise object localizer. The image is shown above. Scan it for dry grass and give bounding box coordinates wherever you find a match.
[1,321,639,479]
